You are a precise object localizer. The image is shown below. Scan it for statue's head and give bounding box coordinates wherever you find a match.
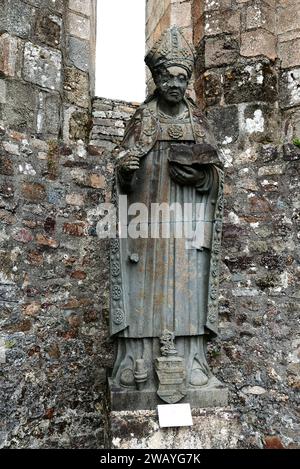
[153,65,189,104]
[145,26,195,104]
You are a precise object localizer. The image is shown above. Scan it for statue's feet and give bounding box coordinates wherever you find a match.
[120,368,135,387]
[190,368,209,387]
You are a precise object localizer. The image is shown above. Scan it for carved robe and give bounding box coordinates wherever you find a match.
[110,97,224,340]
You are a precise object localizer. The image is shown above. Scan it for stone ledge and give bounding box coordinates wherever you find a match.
[110,407,241,449]
[109,377,228,411]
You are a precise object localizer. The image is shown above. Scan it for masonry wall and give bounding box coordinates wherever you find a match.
[193,0,300,448]
[0,0,114,449]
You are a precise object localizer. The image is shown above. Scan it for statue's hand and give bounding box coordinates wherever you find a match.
[118,155,140,173]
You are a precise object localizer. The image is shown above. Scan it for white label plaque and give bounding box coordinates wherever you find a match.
[157,403,193,428]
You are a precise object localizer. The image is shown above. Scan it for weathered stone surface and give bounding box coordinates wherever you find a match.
[0,0,35,39]
[170,1,192,28]
[110,408,242,449]
[207,105,239,144]
[67,11,91,41]
[69,0,92,16]
[64,67,89,108]
[23,42,62,91]
[224,61,277,104]
[69,109,90,141]
[34,12,62,48]
[67,36,90,72]
[37,92,61,137]
[0,34,21,78]
[0,79,6,104]
[279,68,300,109]
[24,0,64,12]
[277,6,300,35]
[239,103,279,142]
[241,29,277,60]
[202,70,223,106]
[246,2,275,33]
[204,9,240,36]
[204,35,239,68]
[279,39,300,69]
[0,154,14,176]
[22,183,46,202]
[204,0,232,10]
[3,81,37,131]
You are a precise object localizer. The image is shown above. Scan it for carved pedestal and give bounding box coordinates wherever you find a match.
[108,376,228,411]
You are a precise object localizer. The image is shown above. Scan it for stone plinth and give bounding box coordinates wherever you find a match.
[109,377,228,411]
[110,408,241,449]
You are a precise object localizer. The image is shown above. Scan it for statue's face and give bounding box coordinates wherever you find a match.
[155,66,189,104]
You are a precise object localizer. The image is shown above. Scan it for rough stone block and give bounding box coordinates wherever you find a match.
[25,0,64,13]
[64,67,90,109]
[204,10,241,36]
[34,12,62,48]
[205,35,239,68]
[69,109,90,141]
[0,0,34,39]
[110,408,242,449]
[279,39,300,69]
[36,233,59,248]
[224,61,277,104]
[66,193,84,206]
[170,2,192,28]
[3,80,37,131]
[69,0,92,16]
[241,29,276,60]
[23,42,62,91]
[202,70,223,106]
[22,183,46,202]
[204,0,232,11]
[0,80,6,104]
[37,92,61,136]
[63,222,87,237]
[246,2,275,33]
[277,6,300,35]
[0,155,14,176]
[67,36,89,72]
[239,103,279,142]
[67,11,90,41]
[207,105,239,144]
[0,33,21,78]
[279,68,300,109]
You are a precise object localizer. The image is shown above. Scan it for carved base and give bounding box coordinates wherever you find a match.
[108,377,228,411]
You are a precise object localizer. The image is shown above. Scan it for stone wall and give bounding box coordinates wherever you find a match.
[0,0,96,143]
[191,0,300,448]
[0,0,115,449]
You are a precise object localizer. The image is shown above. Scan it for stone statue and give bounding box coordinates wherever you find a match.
[109,26,227,409]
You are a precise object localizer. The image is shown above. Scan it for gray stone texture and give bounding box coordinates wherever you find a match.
[67,36,90,72]
[34,11,62,48]
[2,80,37,131]
[0,0,35,39]
[110,408,242,449]
[64,67,89,108]
[23,42,62,91]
